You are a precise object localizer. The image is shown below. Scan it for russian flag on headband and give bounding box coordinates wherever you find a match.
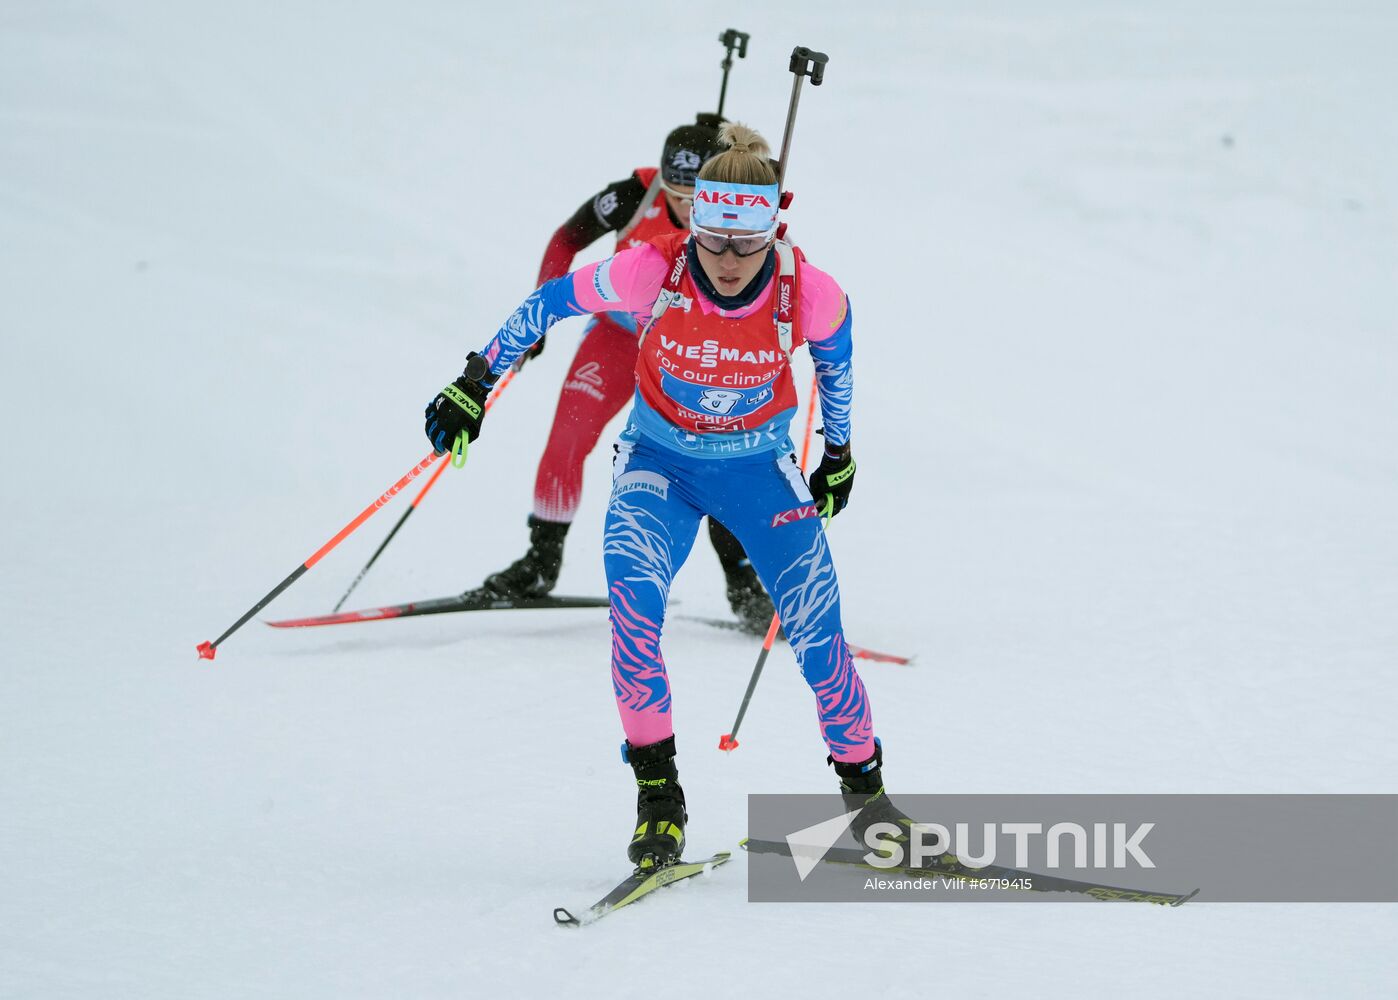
[693,179,780,232]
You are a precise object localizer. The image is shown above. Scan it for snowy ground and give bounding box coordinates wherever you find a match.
[3,2,1396,997]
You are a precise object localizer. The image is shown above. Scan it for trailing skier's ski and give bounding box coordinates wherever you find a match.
[740,839,1197,906]
[267,595,913,665]
[265,591,609,629]
[554,852,731,928]
[675,614,914,665]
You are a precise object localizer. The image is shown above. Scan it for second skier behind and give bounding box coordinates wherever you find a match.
[467,114,777,634]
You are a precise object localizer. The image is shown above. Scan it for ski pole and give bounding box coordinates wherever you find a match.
[719,375,820,752]
[719,505,833,753]
[718,608,783,753]
[197,357,492,661]
[330,366,517,612]
[196,449,449,661]
[716,28,750,118]
[718,48,831,750]
[774,46,828,192]
[795,371,820,475]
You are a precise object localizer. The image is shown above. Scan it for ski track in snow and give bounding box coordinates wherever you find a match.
[2,2,1396,998]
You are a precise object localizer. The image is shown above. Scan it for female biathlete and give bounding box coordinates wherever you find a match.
[469,113,776,634]
[426,124,911,867]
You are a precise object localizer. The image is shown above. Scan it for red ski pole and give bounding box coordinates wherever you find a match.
[329,367,517,612]
[196,448,451,661]
[795,372,820,475]
[719,374,820,752]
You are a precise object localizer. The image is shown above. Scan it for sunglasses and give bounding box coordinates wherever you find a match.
[690,221,776,258]
[660,180,695,206]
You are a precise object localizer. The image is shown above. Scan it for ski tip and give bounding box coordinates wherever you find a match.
[196,641,216,661]
[718,734,739,752]
[553,907,581,927]
[1173,888,1201,907]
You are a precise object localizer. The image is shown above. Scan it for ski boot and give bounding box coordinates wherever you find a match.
[831,740,927,859]
[708,519,775,635]
[624,735,687,870]
[725,562,776,635]
[472,515,568,599]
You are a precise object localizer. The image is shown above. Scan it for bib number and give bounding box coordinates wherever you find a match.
[697,389,744,414]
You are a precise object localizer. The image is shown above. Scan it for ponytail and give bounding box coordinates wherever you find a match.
[698,122,778,187]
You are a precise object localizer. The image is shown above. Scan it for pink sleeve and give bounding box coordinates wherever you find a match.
[570,244,669,316]
[797,260,849,346]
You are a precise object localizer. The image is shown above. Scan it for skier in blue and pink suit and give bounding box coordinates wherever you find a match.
[424,123,912,867]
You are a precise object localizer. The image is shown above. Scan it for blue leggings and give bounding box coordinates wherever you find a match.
[603,433,875,762]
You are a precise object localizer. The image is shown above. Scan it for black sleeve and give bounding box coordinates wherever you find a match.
[558,174,651,247]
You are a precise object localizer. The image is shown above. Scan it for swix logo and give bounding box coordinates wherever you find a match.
[696,190,773,208]
[668,255,686,286]
[778,277,793,315]
[771,503,820,527]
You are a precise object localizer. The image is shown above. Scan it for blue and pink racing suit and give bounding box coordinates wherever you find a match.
[473,234,873,763]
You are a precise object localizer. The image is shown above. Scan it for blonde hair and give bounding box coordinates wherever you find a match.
[698,122,778,186]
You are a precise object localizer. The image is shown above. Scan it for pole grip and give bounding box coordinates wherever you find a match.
[719,28,750,61]
[465,353,490,382]
[716,28,749,118]
[788,47,828,85]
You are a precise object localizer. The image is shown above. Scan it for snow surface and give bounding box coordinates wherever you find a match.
[3,1,1396,997]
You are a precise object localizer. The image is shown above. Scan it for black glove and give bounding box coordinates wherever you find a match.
[425,352,495,453]
[512,335,546,372]
[808,441,855,517]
